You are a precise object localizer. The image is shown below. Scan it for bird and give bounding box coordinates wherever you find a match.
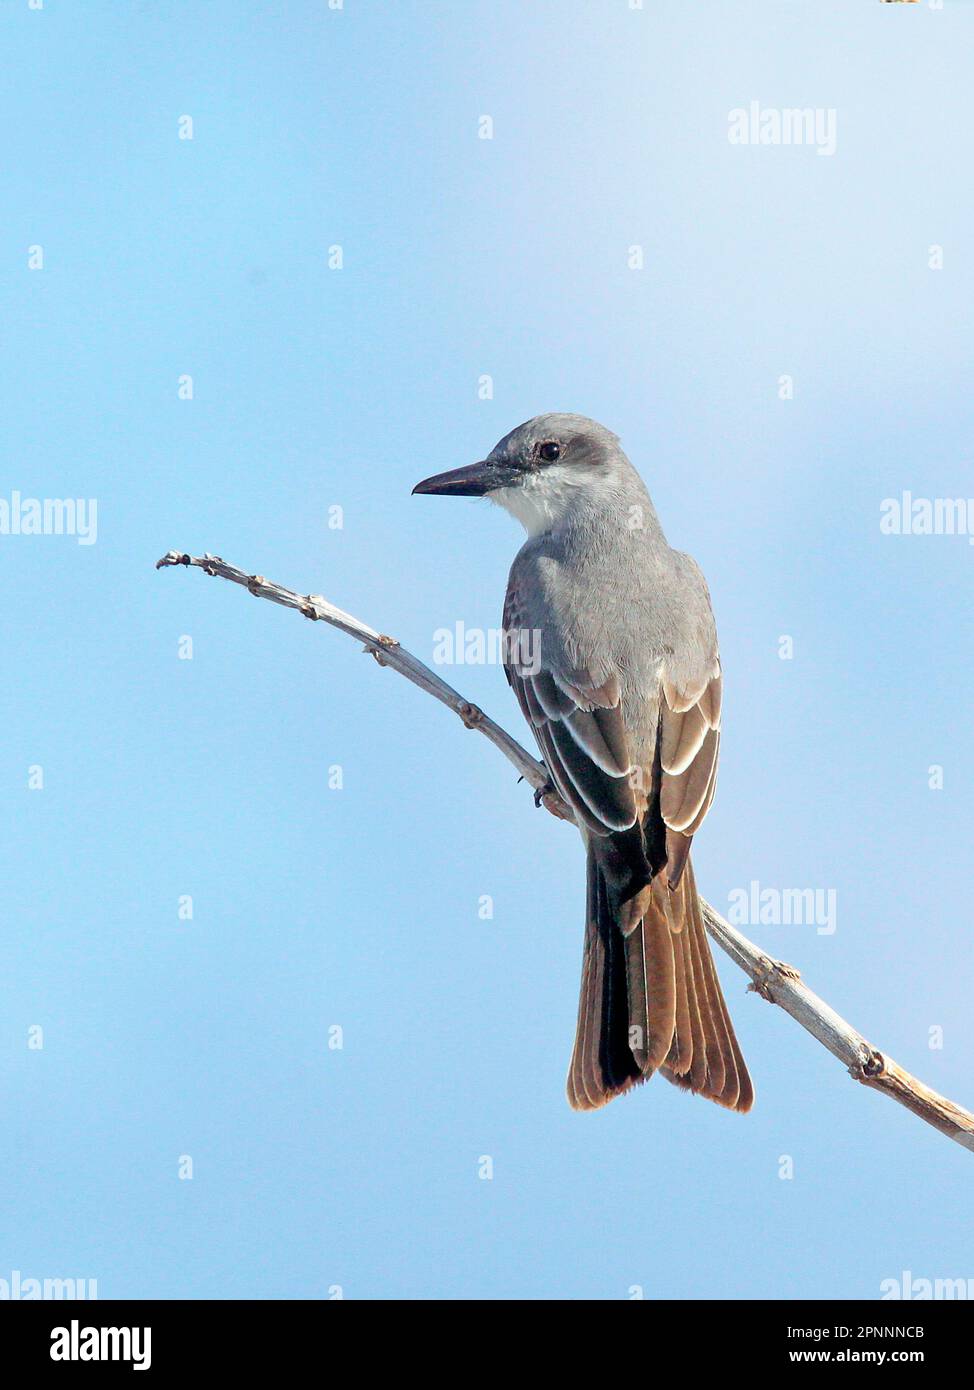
[413,414,753,1113]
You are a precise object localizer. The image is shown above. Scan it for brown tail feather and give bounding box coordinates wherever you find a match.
[660,860,754,1111]
[567,852,753,1113]
[568,860,642,1110]
[625,891,676,1077]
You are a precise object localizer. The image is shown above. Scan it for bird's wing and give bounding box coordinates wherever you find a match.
[657,650,721,885]
[503,555,721,868]
[659,662,721,833]
[502,583,638,837]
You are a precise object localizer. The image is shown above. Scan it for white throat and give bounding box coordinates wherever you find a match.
[489,466,588,537]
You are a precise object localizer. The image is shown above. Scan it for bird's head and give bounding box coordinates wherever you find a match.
[412,413,625,535]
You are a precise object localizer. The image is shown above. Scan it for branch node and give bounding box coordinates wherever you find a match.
[155,549,189,570]
[301,598,320,621]
[247,575,266,594]
[748,955,801,1002]
[459,702,484,729]
[366,634,399,667]
[853,1047,886,1082]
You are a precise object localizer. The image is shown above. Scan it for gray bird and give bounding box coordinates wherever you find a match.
[413,414,753,1113]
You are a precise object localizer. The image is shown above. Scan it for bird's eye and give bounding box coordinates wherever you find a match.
[539,441,561,462]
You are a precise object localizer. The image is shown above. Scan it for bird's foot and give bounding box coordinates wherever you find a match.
[534,778,554,808]
[534,777,574,822]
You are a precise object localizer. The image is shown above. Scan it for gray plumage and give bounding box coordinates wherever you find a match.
[413,413,753,1113]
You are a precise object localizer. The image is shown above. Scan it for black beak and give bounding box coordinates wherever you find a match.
[412,460,514,497]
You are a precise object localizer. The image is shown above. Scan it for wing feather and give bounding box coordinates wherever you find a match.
[503,588,637,837]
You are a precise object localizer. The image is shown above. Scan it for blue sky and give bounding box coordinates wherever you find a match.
[2,0,973,1300]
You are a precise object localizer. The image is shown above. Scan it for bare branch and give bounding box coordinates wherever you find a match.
[157,548,974,1153]
[155,550,572,819]
[700,904,974,1151]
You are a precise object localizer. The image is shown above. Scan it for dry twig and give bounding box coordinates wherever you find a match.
[157,548,974,1152]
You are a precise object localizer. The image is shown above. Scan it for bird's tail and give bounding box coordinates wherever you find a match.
[566,852,753,1112]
